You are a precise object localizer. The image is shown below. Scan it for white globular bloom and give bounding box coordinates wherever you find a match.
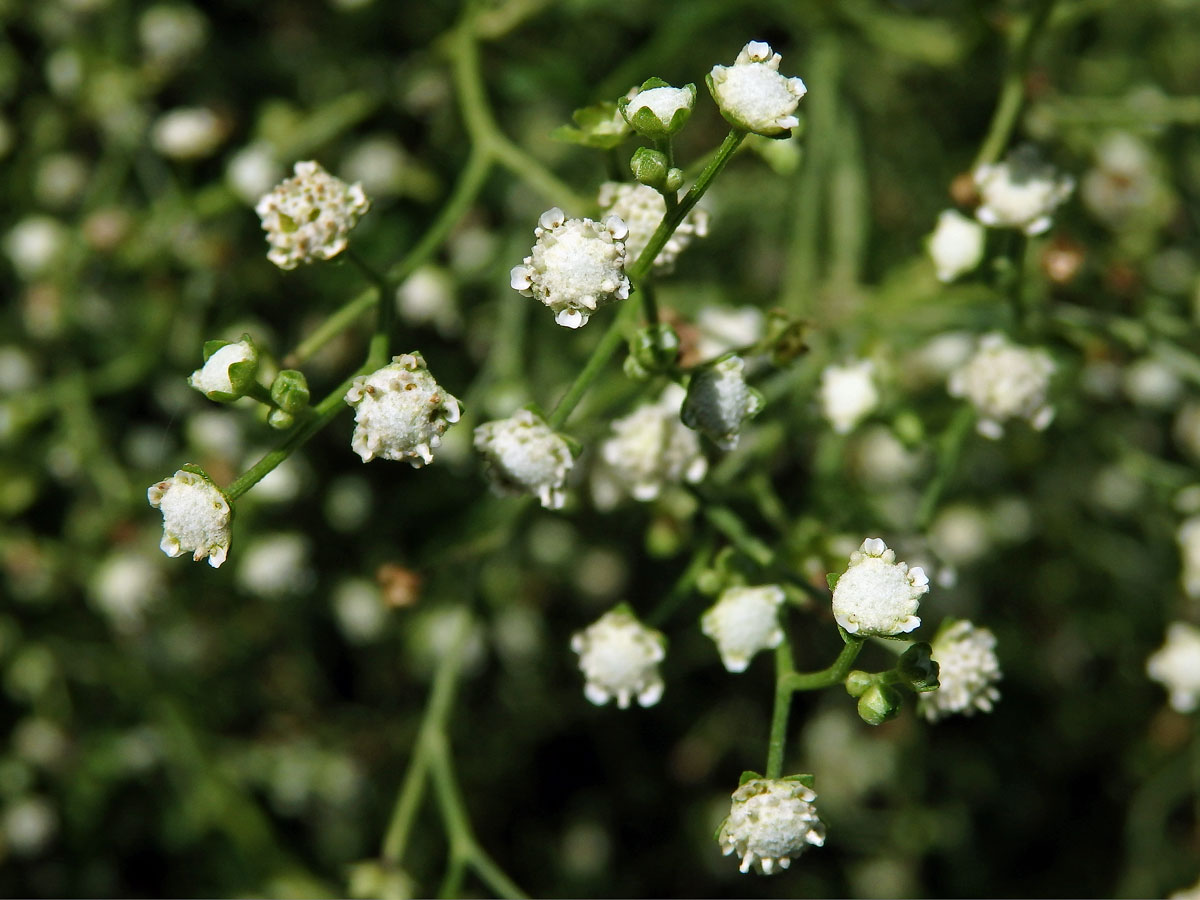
[150,107,226,160]
[147,468,232,568]
[1146,622,1200,713]
[819,360,879,435]
[188,339,257,400]
[599,384,708,502]
[831,538,927,636]
[927,209,986,282]
[717,778,826,875]
[947,333,1055,439]
[570,608,665,709]
[701,584,785,673]
[509,207,630,329]
[596,182,708,273]
[473,409,574,510]
[1177,517,1200,600]
[973,146,1074,236]
[681,355,764,450]
[707,41,807,137]
[344,352,461,466]
[255,160,370,270]
[918,620,1002,722]
[622,83,695,132]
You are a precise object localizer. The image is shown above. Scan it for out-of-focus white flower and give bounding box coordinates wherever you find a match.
[682,355,764,450]
[1177,517,1200,599]
[973,146,1074,236]
[342,135,407,197]
[717,777,825,875]
[571,607,665,709]
[597,384,707,503]
[918,620,1002,722]
[928,504,991,566]
[0,346,36,394]
[1175,403,1200,461]
[5,216,68,281]
[1147,621,1200,713]
[188,338,258,401]
[35,153,89,209]
[474,409,574,509]
[819,360,879,434]
[1081,132,1170,230]
[1122,356,1182,410]
[89,550,166,632]
[947,332,1055,439]
[927,209,986,282]
[707,41,807,137]
[694,306,765,362]
[139,4,208,66]
[510,207,630,329]
[2,796,58,857]
[596,182,708,273]
[701,584,784,673]
[151,107,226,160]
[147,468,232,567]
[255,161,369,270]
[395,266,461,336]
[344,352,461,466]
[332,578,388,644]
[831,537,927,636]
[849,426,922,487]
[1170,875,1200,900]
[226,142,282,205]
[236,533,313,598]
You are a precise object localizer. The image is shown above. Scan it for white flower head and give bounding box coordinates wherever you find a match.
[344,352,461,466]
[717,777,825,875]
[619,78,696,139]
[701,584,785,673]
[1178,517,1200,599]
[598,383,707,502]
[570,607,665,709]
[151,106,226,160]
[509,207,630,329]
[188,337,258,401]
[255,160,370,270]
[1147,621,1200,713]
[473,409,574,510]
[681,355,764,450]
[918,620,1002,722]
[947,332,1055,439]
[707,41,808,137]
[831,538,926,636]
[974,146,1074,236]
[147,467,232,567]
[819,359,879,435]
[596,182,708,273]
[927,209,986,282]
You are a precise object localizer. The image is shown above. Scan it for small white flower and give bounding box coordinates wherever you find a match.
[947,333,1055,439]
[255,160,370,270]
[918,620,1002,722]
[927,209,986,282]
[701,584,785,673]
[596,182,708,273]
[509,207,630,329]
[1147,621,1200,713]
[974,146,1074,236]
[344,352,461,466]
[1177,517,1200,599]
[188,338,257,400]
[598,384,707,502]
[717,777,825,875]
[89,550,165,633]
[570,608,665,709]
[147,468,232,567]
[473,409,574,510]
[395,266,461,336]
[707,41,807,137]
[819,360,879,435]
[681,355,764,450]
[151,107,226,160]
[831,538,926,636]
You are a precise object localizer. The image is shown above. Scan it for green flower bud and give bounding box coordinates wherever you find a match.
[857,683,903,726]
[624,323,680,381]
[271,368,310,414]
[268,408,295,430]
[664,167,685,192]
[844,669,873,698]
[898,641,941,692]
[630,147,670,189]
[618,77,696,140]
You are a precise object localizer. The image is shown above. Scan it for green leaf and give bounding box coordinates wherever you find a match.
[737,770,763,785]
[826,572,840,591]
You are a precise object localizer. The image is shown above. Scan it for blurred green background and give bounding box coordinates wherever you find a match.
[2,0,1200,896]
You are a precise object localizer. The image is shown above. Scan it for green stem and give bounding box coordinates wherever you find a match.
[701,503,773,568]
[765,639,796,779]
[781,636,865,693]
[972,0,1059,170]
[546,300,638,429]
[646,535,714,628]
[915,405,975,530]
[640,279,660,326]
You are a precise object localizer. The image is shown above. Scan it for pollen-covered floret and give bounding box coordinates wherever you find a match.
[818,360,879,435]
[831,538,927,636]
[707,41,808,137]
[717,777,826,875]
[947,332,1055,439]
[255,160,369,270]
[571,608,666,709]
[473,409,574,510]
[918,620,1002,722]
[701,584,785,673]
[598,384,708,502]
[974,146,1074,236]
[509,207,630,329]
[147,468,232,568]
[344,352,461,466]
[681,355,764,450]
[1147,621,1200,713]
[596,182,708,273]
[927,209,986,282]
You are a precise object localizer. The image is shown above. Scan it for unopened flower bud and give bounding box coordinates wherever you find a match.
[630,147,670,189]
[271,368,310,414]
[898,641,940,692]
[857,682,903,726]
[619,78,696,139]
[844,669,873,698]
[188,336,259,402]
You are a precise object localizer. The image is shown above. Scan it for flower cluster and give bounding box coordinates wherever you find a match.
[701,584,785,672]
[255,161,369,270]
[831,538,927,636]
[681,355,764,450]
[147,468,232,568]
[596,181,708,273]
[344,353,461,466]
[948,333,1055,439]
[974,146,1074,236]
[707,41,807,137]
[571,608,665,709]
[717,777,826,875]
[918,620,1002,722]
[596,384,708,502]
[473,410,574,510]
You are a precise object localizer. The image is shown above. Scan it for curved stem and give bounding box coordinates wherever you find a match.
[781,636,865,693]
